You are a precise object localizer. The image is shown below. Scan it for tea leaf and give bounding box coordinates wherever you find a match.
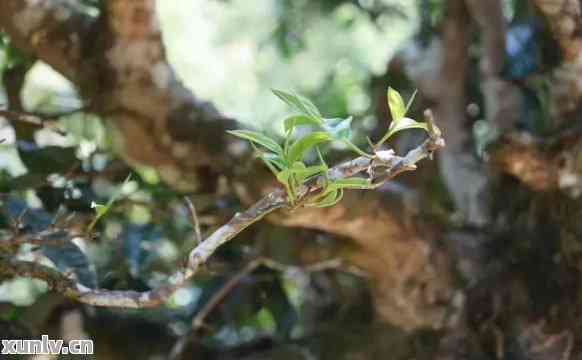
[228,130,283,155]
[272,89,321,119]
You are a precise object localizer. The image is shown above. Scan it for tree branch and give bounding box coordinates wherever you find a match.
[436,0,490,225]
[0,0,97,83]
[1,229,72,248]
[0,109,73,137]
[465,0,521,133]
[190,257,361,331]
[0,124,444,308]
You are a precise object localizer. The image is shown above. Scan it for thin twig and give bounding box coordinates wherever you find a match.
[0,109,67,136]
[184,196,202,245]
[0,230,72,248]
[192,259,263,330]
[167,256,366,360]
[191,257,366,331]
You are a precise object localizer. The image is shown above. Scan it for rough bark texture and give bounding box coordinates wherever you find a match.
[533,0,582,116]
[0,0,95,83]
[95,0,241,192]
[402,0,582,357]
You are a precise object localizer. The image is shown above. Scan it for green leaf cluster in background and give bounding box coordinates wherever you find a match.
[0,35,34,71]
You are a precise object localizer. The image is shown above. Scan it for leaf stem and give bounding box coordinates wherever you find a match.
[343,140,373,158]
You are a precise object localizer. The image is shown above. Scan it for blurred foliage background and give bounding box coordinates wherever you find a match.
[1,0,580,358]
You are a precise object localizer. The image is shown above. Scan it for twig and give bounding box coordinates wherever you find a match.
[0,191,288,308]
[0,109,77,136]
[0,230,72,248]
[191,257,366,331]
[184,196,202,245]
[191,259,263,330]
[0,118,444,308]
[167,257,366,360]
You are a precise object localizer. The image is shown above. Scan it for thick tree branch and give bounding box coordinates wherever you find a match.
[435,0,490,225]
[0,0,97,83]
[465,0,505,76]
[0,0,238,192]
[465,0,521,133]
[94,0,239,192]
[0,126,444,309]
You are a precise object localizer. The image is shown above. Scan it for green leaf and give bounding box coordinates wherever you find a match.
[93,204,108,217]
[289,162,327,184]
[323,117,352,140]
[256,307,276,333]
[275,162,326,194]
[287,132,332,164]
[260,152,286,170]
[284,115,322,133]
[309,177,371,207]
[276,168,292,185]
[227,130,283,155]
[275,168,296,203]
[387,87,406,122]
[87,174,132,232]
[388,117,428,138]
[321,117,372,158]
[314,188,344,207]
[316,147,328,170]
[377,117,429,145]
[329,177,372,190]
[272,89,321,119]
[259,153,286,177]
